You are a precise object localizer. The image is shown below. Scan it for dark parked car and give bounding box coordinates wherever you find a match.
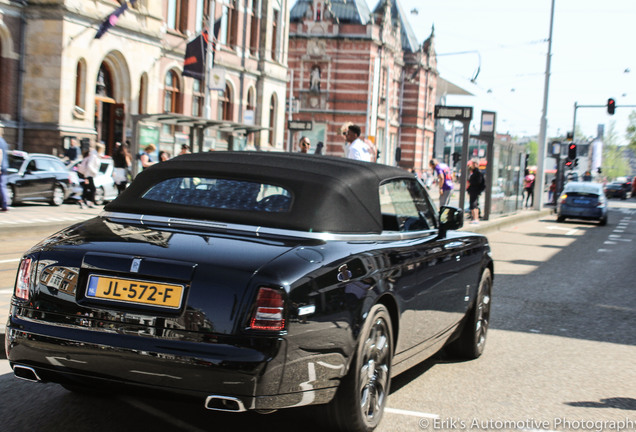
[5,150,80,206]
[6,152,494,431]
[557,181,607,225]
[604,182,627,199]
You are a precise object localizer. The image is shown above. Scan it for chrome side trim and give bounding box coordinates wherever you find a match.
[101,211,439,242]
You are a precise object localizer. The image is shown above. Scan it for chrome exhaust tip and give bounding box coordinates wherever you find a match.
[13,365,42,383]
[204,395,247,412]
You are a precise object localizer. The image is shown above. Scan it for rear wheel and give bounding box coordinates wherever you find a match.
[93,186,105,206]
[599,215,608,226]
[557,215,565,222]
[448,268,492,359]
[50,184,65,206]
[6,185,15,206]
[322,304,393,432]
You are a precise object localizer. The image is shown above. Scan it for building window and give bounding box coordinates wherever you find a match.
[268,94,277,146]
[249,9,260,56]
[217,84,233,121]
[167,0,188,32]
[271,9,279,61]
[74,60,86,110]
[138,73,148,114]
[192,79,204,117]
[164,70,181,113]
[219,0,238,47]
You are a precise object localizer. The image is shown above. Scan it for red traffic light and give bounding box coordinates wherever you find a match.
[568,143,577,160]
[565,160,573,167]
[607,98,616,115]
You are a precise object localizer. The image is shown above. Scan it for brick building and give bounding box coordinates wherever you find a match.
[0,0,289,157]
[288,0,437,171]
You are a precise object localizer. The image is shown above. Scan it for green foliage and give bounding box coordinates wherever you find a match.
[602,143,630,180]
[626,110,636,152]
[525,140,537,165]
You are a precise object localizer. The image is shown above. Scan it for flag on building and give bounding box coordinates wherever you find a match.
[183,31,208,80]
[182,19,222,80]
[95,0,137,39]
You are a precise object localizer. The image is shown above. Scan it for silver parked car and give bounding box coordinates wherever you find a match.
[68,156,118,205]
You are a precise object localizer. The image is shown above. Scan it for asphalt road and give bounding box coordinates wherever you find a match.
[0,202,635,431]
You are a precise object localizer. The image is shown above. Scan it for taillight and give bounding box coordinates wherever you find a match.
[249,287,285,331]
[16,258,34,300]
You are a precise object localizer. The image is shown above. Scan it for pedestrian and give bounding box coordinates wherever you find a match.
[0,123,9,212]
[64,138,81,164]
[112,141,132,195]
[344,124,372,162]
[140,143,157,170]
[314,141,324,155]
[429,158,454,207]
[523,169,535,208]
[548,178,556,204]
[158,150,171,162]
[179,144,191,155]
[298,136,311,154]
[467,160,485,224]
[77,144,102,209]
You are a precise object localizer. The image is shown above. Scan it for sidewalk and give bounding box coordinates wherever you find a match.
[0,202,553,339]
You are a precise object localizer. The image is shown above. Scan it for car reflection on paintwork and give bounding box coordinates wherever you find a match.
[68,156,118,205]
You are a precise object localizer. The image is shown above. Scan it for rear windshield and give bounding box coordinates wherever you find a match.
[141,177,293,213]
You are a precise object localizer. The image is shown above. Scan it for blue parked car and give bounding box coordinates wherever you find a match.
[557,181,607,225]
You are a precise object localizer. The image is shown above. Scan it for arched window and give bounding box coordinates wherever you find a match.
[163,70,181,113]
[192,79,204,117]
[74,60,86,110]
[246,87,256,113]
[217,84,233,121]
[268,94,277,146]
[96,64,114,98]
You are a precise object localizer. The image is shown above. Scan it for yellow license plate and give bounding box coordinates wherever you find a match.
[86,275,184,309]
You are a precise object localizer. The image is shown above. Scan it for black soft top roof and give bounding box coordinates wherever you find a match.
[105,152,414,234]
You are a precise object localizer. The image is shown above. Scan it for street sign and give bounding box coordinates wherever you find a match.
[434,105,473,121]
[287,120,312,131]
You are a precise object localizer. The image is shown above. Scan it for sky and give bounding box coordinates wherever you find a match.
[292,0,636,144]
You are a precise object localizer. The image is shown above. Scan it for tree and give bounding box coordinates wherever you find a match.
[602,122,630,180]
[626,110,636,153]
[525,140,538,166]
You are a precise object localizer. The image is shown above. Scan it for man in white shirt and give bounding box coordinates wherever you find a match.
[344,124,372,162]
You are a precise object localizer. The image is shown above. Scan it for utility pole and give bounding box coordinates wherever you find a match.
[534,0,556,210]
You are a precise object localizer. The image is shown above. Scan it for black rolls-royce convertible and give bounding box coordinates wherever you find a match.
[6,152,493,432]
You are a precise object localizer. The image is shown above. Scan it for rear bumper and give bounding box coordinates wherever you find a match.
[558,205,605,219]
[5,316,337,411]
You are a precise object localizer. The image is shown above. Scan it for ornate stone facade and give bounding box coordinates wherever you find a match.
[288,0,438,172]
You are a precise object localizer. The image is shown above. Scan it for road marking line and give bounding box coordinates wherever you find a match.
[597,249,611,252]
[604,241,616,245]
[385,407,439,419]
[0,259,20,264]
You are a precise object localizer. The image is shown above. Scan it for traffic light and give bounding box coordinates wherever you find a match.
[607,98,616,115]
[568,143,577,160]
[565,160,573,167]
[597,167,602,174]
[452,151,460,165]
